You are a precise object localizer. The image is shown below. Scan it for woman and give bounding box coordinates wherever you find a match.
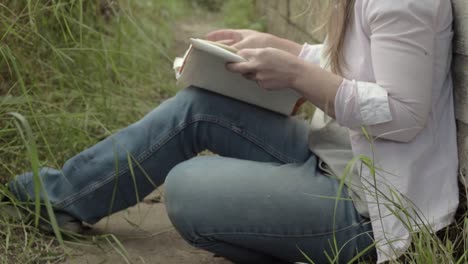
[8,0,458,263]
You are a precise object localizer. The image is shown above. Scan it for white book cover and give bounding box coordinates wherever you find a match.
[173,38,304,115]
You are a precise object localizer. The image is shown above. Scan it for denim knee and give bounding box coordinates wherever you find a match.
[165,158,205,244]
[164,161,187,221]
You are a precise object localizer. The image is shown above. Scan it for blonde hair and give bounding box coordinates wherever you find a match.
[323,0,356,75]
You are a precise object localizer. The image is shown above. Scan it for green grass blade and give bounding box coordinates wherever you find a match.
[297,245,316,264]
[9,112,64,247]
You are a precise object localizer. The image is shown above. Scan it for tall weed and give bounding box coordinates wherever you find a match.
[0,0,184,182]
[0,0,188,262]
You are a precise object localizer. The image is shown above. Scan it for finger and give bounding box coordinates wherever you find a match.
[242,72,257,81]
[232,40,250,50]
[216,39,237,46]
[226,62,257,74]
[205,29,242,42]
[237,48,260,60]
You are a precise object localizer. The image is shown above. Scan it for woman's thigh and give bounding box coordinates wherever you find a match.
[8,87,312,224]
[165,155,374,264]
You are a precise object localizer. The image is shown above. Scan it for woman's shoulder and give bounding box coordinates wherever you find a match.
[362,0,444,9]
[360,0,452,32]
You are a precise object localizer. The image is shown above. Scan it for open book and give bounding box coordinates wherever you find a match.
[173,38,304,115]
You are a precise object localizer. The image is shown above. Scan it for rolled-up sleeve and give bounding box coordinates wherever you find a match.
[335,0,435,143]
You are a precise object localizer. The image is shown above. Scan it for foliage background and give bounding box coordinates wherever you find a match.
[0,0,260,262]
[1,0,467,263]
[0,0,260,182]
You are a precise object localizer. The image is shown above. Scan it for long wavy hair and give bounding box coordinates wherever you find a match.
[323,0,356,75]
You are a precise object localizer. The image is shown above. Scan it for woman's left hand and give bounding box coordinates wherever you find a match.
[226,48,303,91]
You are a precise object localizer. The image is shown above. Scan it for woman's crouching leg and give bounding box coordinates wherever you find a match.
[164,156,375,264]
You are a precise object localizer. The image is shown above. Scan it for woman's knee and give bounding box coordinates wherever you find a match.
[164,160,190,211]
[164,157,214,216]
[164,157,215,243]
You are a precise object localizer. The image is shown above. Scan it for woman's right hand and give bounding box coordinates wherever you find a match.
[205,29,302,56]
[205,29,270,50]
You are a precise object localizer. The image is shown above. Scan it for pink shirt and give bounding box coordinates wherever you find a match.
[299,0,458,262]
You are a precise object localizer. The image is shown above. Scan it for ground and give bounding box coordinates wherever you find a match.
[67,200,230,264]
[64,11,232,264]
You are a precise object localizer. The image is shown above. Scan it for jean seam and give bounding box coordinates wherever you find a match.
[192,114,303,164]
[198,219,370,239]
[54,113,302,210]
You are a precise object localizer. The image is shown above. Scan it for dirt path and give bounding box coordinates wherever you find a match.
[173,11,223,55]
[66,11,232,264]
[66,202,230,264]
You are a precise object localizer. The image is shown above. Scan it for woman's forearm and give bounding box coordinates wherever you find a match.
[292,60,343,118]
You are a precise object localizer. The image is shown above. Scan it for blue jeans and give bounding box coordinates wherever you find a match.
[9,87,374,263]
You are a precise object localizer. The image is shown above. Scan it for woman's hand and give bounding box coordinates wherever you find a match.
[205,29,302,56]
[228,47,343,118]
[207,30,341,117]
[206,29,271,49]
[226,48,304,90]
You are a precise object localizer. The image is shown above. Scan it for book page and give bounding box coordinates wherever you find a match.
[190,38,245,63]
[201,39,239,53]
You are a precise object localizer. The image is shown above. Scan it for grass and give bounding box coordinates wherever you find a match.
[0,0,264,263]
[0,0,186,183]
[2,0,466,263]
[0,0,190,262]
[221,0,265,31]
[0,0,262,183]
[0,216,66,263]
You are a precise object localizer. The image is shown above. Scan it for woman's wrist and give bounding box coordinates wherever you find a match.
[291,60,343,118]
[291,60,312,92]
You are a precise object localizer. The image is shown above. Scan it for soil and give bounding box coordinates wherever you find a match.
[65,11,232,264]
[66,200,231,264]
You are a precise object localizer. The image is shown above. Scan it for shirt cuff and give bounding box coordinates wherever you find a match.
[335,79,393,128]
[298,43,323,65]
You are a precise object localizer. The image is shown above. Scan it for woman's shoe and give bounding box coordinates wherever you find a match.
[0,203,85,235]
[38,212,86,234]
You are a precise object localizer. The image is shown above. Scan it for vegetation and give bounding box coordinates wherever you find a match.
[0,0,187,184]
[190,0,224,11]
[222,0,265,31]
[0,0,262,263]
[2,0,465,263]
[0,0,190,262]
